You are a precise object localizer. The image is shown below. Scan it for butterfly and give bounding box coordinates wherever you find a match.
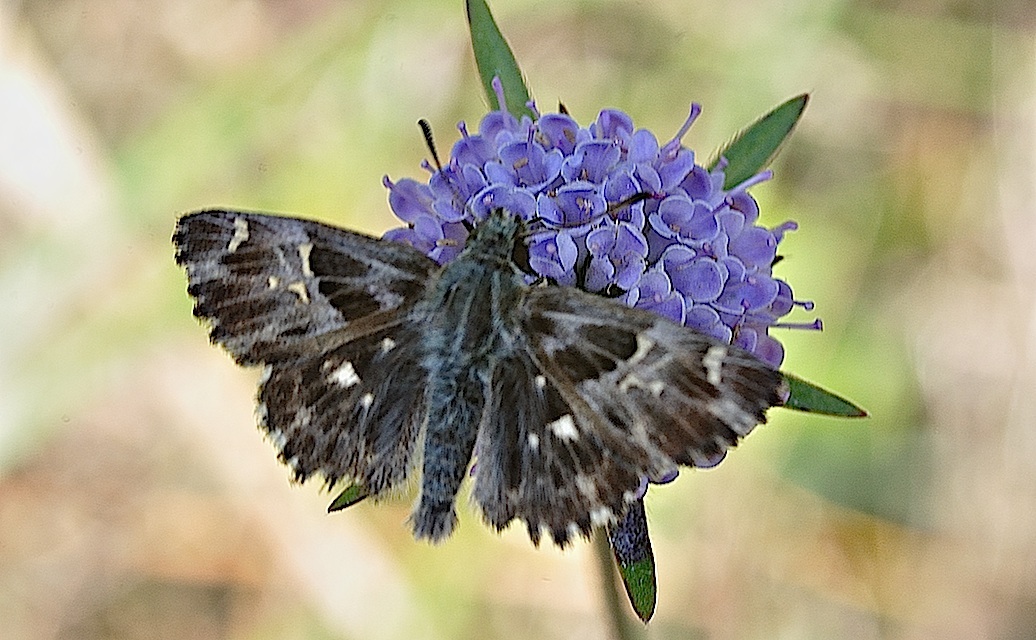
[173,207,787,546]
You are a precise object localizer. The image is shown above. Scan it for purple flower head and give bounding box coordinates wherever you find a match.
[485,137,564,192]
[585,222,648,292]
[384,102,817,374]
[385,100,818,496]
[537,181,607,233]
[624,269,685,324]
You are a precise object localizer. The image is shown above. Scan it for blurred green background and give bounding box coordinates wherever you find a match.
[1,0,1033,638]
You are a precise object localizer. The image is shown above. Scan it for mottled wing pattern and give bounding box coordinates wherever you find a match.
[173,210,436,489]
[258,321,428,489]
[473,285,785,546]
[173,210,436,365]
[473,351,643,546]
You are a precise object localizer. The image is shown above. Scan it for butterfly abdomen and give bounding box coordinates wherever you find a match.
[411,239,526,541]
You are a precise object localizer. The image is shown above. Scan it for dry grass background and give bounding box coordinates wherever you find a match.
[1,0,1034,638]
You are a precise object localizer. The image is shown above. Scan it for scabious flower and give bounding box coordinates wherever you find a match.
[383,88,822,566]
[384,87,819,501]
[383,96,818,374]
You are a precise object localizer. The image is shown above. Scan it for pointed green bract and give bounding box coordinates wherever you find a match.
[710,94,809,190]
[466,0,534,120]
[327,484,369,512]
[617,558,657,623]
[608,500,658,623]
[782,373,867,417]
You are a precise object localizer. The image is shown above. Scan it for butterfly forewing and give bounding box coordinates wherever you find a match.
[470,285,785,547]
[174,210,436,491]
[173,210,437,365]
[525,287,786,470]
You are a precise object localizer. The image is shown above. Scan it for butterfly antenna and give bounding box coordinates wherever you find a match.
[418,119,444,173]
[607,191,653,216]
[419,118,482,230]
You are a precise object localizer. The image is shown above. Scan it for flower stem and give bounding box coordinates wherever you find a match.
[592,530,640,640]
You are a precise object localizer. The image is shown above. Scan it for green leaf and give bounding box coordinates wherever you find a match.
[710,93,809,190]
[327,484,369,512]
[782,373,868,417]
[466,0,534,120]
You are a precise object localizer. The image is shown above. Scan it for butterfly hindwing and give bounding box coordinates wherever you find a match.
[259,320,428,489]
[473,352,643,546]
[174,210,436,491]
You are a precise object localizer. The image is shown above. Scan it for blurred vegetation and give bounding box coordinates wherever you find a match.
[1,0,1034,638]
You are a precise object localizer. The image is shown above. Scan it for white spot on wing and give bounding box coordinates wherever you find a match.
[360,393,375,409]
[566,522,580,541]
[227,217,249,252]
[708,397,755,435]
[290,406,314,435]
[328,361,361,388]
[527,433,540,450]
[298,242,314,277]
[287,281,310,304]
[267,429,287,450]
[575,474,597,499]
[534,375,547,390]
[703,345,727,386]
[628,333,655,366]
[380,337,397,353]
[618,373,665,396]
[547,414,578,441]
[590,506,614,527]
[267,275,280,289]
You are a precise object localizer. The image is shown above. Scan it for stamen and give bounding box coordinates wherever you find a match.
[729,169,773,194]
[492,76,508,114]
[661,102,702,157]
[773,319,823,331]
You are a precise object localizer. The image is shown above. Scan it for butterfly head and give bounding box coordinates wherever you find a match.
[459,209,524,263]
